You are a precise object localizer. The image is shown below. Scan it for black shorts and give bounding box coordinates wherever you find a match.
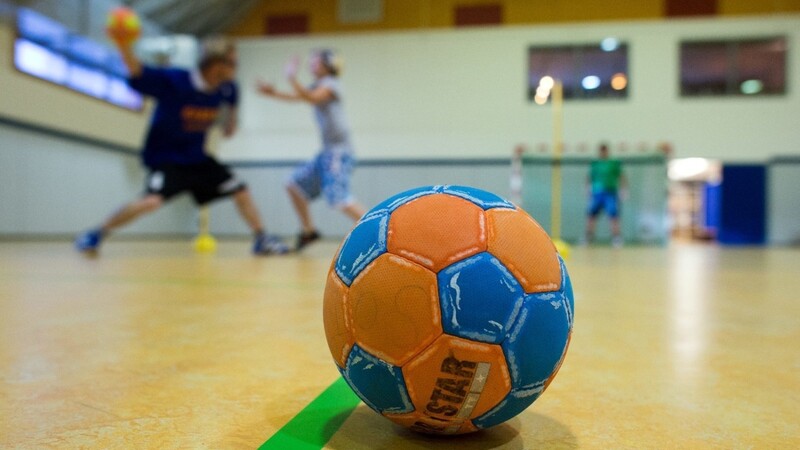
[145,158,246,205]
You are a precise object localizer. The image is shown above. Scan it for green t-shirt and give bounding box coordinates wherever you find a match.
[590,159,623,193]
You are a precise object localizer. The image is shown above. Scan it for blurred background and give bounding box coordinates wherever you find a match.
[1,0,798,246]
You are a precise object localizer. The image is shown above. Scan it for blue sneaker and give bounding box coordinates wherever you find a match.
[253,234,290,256]
[75,229,103,254]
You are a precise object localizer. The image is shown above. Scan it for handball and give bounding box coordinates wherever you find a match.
[106,7,141,45]
[323,185,574,435]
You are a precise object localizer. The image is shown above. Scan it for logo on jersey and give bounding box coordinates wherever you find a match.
[181,106,219,132]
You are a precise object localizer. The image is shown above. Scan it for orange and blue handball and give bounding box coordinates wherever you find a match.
[323,185,574,435]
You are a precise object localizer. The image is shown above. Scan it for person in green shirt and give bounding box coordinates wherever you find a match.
[585,143,627,246]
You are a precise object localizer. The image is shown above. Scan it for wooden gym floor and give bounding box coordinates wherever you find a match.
[1,239,798,449]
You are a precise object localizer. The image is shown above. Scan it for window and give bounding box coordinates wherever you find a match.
[528,40,629,102]
[14,8,143,110]
[680,37,786,97]
[14,39,69,84]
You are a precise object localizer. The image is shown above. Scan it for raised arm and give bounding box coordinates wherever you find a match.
[107,21,143,78]
[255,79,303,102]
[255,76,333,105]
[288,77,335,105]
[255,55,336,104]
[286,56,334,104]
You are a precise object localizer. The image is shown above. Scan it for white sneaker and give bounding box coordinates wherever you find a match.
[612,236,623,248]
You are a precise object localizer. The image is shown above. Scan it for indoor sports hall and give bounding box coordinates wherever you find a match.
[1,1,799,448]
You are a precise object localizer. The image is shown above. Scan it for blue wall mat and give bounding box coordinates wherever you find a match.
[718,165,766,245]
[703,182,721,236]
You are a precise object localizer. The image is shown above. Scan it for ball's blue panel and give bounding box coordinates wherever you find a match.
[363,185,443,220]
[560,257,575,325]
[441,185,516,210]
[335,212,389,286]
[478,257,575,429]
[343,345,414,414]
[503,286,571,390]
[438,252,524,344]
[472,388,542,430]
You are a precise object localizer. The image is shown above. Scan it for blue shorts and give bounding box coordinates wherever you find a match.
[288,145,355,207]
[588,191,620,218]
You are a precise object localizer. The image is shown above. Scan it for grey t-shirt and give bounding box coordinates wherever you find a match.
[311,76,351,147]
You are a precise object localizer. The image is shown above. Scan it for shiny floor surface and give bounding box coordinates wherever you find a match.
[1,240,798,449]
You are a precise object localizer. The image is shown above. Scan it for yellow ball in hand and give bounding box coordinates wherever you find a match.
[106,7,141,45]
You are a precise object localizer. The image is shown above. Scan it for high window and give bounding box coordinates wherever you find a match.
[528,39,629,103]
[14,8,143,110]
[680,37,787,97]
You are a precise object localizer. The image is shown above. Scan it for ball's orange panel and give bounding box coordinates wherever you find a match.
[388,194,487,273]
[349,254,442,366]
[487,208,561,293]
[322,270,353,369]
[402,335,511,424]
[384,411,479,435]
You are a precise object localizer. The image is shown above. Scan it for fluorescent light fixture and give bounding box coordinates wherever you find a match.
[600,37,620,52]
[582,75,601,90]
[668,158,711,180]
[611,72,628,90]
[740,79,763,95]
[14,39,68,83]
[536,85,551,98]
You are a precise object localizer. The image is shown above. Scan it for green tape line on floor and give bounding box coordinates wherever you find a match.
[259,377,361,450]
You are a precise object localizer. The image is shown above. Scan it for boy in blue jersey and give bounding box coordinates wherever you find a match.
[256,49,366,251]
[75,34,288,255]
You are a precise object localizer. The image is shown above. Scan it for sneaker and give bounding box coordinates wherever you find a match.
[253,234,290,255]
[295,230,321,252]
[612,236,624,248]
[75,229,103,254]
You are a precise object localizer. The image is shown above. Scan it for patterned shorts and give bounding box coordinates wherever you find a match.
[288,145,355,207]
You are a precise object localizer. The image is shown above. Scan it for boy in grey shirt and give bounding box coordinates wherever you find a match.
[257,49,366,251]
